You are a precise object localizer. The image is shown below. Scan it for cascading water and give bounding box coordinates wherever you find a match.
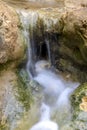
[31,60,79,130]
[17,10,39,78]
[30,103,58,130]
[45,39,51,64]
[17,9,80,130]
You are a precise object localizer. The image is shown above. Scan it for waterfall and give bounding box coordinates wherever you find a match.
[30,103,58,130]
[17,10,39,78]
[18,9,55,78]
[17,9,80,130]
[45,39,51,64]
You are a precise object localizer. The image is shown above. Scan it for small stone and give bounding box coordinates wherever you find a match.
[82,96,87,102]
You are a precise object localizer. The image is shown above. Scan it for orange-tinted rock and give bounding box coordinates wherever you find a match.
[80,96,87,112]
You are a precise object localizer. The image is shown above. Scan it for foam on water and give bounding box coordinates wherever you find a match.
[40,103,51,121]
[54,86,79,125]
[30,103,58,130]
[34,61,66,105]
[30,60,79,130]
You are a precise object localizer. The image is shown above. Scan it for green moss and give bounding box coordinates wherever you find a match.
[15,70,33,111]
[17,22,24,30]
[73,47,85,64]
[0,117,9,130]
[0,61,14,72]
[71,83,87,119]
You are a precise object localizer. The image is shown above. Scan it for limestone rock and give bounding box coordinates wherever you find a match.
[0,69,33,130]
[57,7,87,82]
[62,8,87,63]
[0,1,25,65]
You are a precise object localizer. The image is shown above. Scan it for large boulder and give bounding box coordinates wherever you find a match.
[61,8,87,64]
[56,7,87,82]
[0,1,26,66]
[0,1,29,130]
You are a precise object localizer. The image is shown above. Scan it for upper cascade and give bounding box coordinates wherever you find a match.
[17,8,63,77]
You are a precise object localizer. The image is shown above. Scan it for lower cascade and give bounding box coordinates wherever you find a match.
[30,103,58,130]
[29,60,79,130]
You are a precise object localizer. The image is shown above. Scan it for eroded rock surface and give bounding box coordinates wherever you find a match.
[0,1,25,65]
[57,7,87,82]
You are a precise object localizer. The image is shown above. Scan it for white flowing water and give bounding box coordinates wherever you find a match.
[30,103,58,130]
[45,39,51,64]
[30,60,79,130]
[17,10,39,78]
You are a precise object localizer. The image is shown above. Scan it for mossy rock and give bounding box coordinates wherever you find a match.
[15,69,33,111]
[71,83,87,119]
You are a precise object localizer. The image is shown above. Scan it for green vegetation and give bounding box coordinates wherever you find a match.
[15,69,33,111]
[71,83,87,119]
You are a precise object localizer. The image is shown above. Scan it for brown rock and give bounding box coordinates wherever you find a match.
[0,1,25,65]
[80,96,87,112]
[82,96,87,102]
[62,8,87,63]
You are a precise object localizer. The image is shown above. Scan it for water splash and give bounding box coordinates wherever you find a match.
[34,60,65,106]
[30,103,58,130]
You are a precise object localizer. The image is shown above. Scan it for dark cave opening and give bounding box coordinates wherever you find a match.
[37,42,48,60]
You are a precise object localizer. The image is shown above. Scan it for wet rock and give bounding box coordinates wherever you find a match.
[0,70,23,130]
[70,83,87,130]
[0,69,33,130]
[71,83,87,118]
[56,7,87,82]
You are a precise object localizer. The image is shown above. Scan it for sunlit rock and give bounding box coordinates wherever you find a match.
[0,1,26,66]
[80,96,87,112]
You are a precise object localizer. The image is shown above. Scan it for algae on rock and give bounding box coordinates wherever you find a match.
[71,83,87,118]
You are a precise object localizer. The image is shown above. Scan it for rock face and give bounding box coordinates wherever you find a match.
[0,1,28,130]
[58,7,87,82]
[0,1,25,65]
[0,70,23,130]
[60,8,87,65]
[0,69,33,130]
